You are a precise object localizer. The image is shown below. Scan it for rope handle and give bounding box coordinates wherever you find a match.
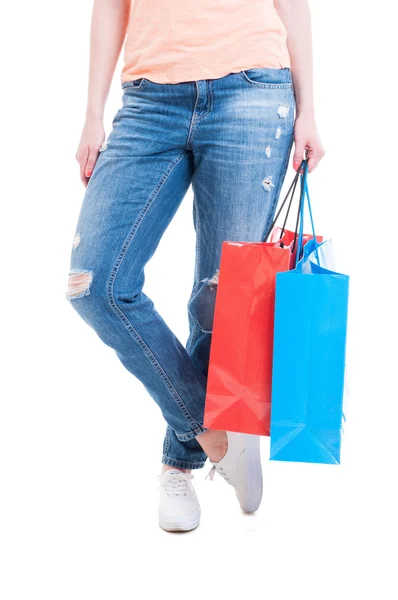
[262,157,307,243]
[294,162,321,267]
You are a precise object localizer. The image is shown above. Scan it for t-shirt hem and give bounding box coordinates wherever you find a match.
[120,55,292,85]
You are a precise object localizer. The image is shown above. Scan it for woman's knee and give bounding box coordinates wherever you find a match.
[65,269,94,301]
[65,269,110,320]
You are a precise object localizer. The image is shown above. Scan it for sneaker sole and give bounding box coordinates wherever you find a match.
[241,434,263,513]
[159,511,201,532]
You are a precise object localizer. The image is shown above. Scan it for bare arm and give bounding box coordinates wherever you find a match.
[76,0,132,186]
[274,0,325,172]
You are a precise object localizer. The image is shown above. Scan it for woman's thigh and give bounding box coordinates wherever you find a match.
[190,68,295,284]
[67,83,194,300]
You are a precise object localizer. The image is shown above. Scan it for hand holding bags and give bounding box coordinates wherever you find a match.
[270,162,350,464]
[203,163,320,436]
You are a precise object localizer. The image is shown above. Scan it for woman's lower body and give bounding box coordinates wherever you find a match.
[66,67,295,472]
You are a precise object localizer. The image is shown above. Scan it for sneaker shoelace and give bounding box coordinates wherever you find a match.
[205,464,230,483]
[157,472,194,496]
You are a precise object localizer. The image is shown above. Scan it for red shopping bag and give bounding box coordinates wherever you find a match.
[203,166,322,436]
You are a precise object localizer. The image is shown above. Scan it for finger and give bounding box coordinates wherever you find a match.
[307,157,319,173]
[85,147,99,179]
[80,160,88,187]
[307,149,325,173]
[293,140,306,172]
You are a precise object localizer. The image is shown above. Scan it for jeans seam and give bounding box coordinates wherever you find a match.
[163,426,171,455]
[195,80,213,121]
[186,321,200,355]
[188,190,206,336]
[193,194,201,283]
[106,150,205,436]
[186,83,200,150]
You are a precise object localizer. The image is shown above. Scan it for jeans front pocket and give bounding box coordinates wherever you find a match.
[121,77,148,92]
[240,67,292,88]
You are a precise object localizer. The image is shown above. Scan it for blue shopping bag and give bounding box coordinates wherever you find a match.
[269,162,350,464]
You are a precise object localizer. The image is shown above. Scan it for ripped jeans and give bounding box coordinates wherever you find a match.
[66,67,295,470]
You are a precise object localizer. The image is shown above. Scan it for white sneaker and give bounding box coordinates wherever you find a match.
[206,431,263,513]
[158,469,201,532]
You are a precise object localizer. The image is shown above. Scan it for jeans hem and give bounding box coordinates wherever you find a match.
[175,425,208,442]
[162,455,207,470]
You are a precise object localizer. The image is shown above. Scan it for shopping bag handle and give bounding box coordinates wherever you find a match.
[294,162,321,267]
[263,158,306,243]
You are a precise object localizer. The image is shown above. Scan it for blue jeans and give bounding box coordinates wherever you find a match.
[66,67,295,470]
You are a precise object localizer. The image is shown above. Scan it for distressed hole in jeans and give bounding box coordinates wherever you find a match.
[73,232,81,249]
[262,176,275,192]
[277,104,289,119]
[66,269,93,300]
[208,269,220,287]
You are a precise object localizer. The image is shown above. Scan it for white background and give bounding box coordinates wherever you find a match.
[1,1,397,598]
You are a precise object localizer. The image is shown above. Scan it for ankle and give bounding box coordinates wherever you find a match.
[210,438,228,462]
[162,464,191,474]
[196,429,228,463]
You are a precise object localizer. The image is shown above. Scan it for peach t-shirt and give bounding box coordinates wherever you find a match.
[121,0,290,84]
